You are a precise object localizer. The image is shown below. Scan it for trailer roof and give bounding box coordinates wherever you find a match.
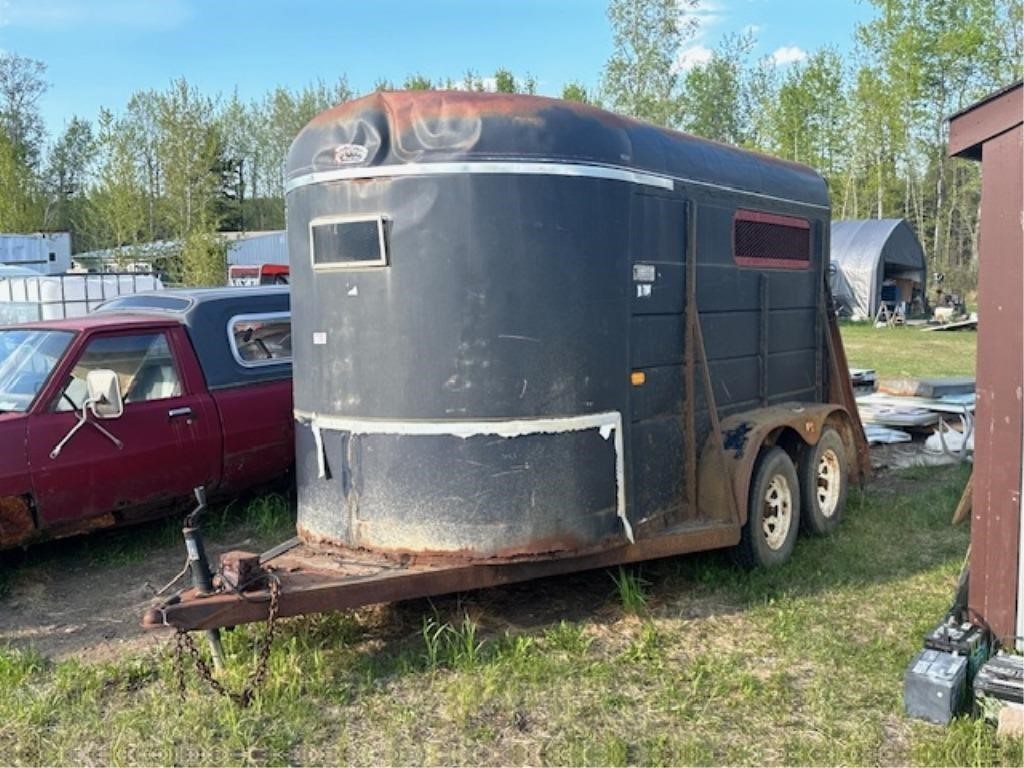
[286,91,830,209]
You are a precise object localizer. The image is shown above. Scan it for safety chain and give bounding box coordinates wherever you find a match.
[172,578,281,707]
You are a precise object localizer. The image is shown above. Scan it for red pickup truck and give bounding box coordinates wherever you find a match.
[0,286,293,549]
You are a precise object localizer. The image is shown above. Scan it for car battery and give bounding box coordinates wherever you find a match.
[974,652,1024,713]
[924,618,988,678]
[904,648,968,725]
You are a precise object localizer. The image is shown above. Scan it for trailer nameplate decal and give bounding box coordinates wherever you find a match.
[633,264,656,282]
[333,144,368,164]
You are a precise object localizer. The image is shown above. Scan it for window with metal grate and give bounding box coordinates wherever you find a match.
[733,210,810,269]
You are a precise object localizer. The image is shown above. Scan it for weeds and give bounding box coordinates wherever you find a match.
[543,620,593,656]
[621,622,661,664]
[610,566,649,613]
[420,613,485,671]
[243,493,294,537]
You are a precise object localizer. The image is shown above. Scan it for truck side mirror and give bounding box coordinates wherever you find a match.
[86,369,124,419]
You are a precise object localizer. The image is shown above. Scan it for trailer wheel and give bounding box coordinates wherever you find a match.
[735,447,801,569]
[798,427,847,536]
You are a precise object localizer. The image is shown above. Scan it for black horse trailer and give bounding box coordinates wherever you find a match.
[146,91,868,634]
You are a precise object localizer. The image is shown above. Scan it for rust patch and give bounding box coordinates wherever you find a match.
[53,512,118,538]
[295,91,814,177]
[0,495,35,549]
[220,551,264,591]
[306,90,616,130]
[296,522,623,568]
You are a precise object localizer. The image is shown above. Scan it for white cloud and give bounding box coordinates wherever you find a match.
[675,44,714,72]
[687,0,725,27]
[771,45,808,66]
[674,1,728,72]
[0,0,190,29]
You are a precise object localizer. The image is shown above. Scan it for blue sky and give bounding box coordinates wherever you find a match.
[0,0,875,138]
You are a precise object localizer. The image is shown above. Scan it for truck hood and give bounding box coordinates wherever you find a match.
[0,412,30,496]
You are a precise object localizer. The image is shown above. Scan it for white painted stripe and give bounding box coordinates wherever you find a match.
[295,409,634,543]
[285,160,830,210]
[285,161,673,194]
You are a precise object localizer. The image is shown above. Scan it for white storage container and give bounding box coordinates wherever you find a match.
[0,273,164,323]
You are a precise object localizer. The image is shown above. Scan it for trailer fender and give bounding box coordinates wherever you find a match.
[705,404,859,526]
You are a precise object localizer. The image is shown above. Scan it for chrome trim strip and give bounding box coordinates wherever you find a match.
[285,161,673,193]
[284,160,830,210]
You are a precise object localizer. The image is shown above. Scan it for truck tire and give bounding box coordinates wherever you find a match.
[734,447,801,569]
[798,427,847,537]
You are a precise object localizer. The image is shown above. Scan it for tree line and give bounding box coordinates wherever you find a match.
[0,0,1020,285]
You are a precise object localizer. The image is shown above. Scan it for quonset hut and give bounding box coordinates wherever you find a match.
[284,91,864,567]
[829,218,927,320]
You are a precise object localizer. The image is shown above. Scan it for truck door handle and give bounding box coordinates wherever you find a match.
[168,406,194,419]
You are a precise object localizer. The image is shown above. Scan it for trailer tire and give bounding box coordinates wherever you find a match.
[798,427,847,537]
[734,447,801,569]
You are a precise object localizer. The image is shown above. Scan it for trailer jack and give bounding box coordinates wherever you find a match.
[181,486,226,671]
[165,486,283,706]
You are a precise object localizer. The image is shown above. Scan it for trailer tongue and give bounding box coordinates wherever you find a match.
[143,524,741,633]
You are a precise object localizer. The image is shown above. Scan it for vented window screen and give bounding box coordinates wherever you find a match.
[733,210,810,268]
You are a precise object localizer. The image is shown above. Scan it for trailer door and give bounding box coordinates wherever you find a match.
[627,194,689,526]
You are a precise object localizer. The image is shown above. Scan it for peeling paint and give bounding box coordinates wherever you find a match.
[723,422,752,458]
[295,409,633,543]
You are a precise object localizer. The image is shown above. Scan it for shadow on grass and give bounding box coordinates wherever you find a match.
[241,462,971,699]
[401,462,969,627]
[0,487,296,660]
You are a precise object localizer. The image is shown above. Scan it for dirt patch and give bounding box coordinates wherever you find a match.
[0,525,273,663]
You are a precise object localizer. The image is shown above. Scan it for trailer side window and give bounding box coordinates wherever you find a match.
[733,210,810,269]
[310,215,387,269]
[228,312,292,367]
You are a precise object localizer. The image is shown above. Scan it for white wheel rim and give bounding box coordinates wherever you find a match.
[761,474,793,550]
[816,449,842,519]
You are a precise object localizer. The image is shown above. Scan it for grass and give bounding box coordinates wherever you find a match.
[610,566,649,614]
[1,464,1019,766]
[839,322,977,379]
[1,326,1009,766]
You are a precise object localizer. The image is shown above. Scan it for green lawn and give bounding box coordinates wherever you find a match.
[840,322,977,379]
[0,325,1012,767]
[1,465,1016,766]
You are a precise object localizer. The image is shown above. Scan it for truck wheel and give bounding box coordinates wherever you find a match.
[798,427,847,536]
[735,447,801,569]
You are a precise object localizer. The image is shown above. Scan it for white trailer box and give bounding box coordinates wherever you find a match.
[0,233,72,274]
[0,273,164,323]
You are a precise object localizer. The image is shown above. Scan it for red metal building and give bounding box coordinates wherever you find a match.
[947,82,1023,644]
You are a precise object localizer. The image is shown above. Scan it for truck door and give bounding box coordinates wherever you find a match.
[628,194,688,526]
[27,328,221,526]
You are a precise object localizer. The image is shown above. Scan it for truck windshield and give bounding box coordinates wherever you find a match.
[0,329,74,412]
